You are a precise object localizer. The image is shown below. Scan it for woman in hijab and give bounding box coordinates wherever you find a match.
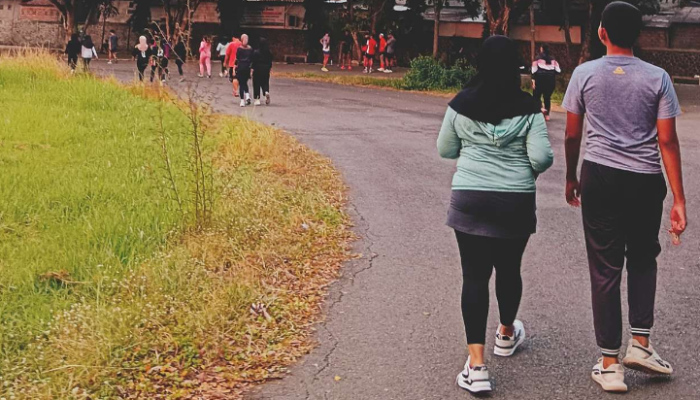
[65,33,81,73]
[531,44,561,121]
[132,35,152,82]
[437,35,554,394]
[80,35,98,71]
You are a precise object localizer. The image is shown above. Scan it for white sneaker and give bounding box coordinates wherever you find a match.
[622,339,673,375]
[592,359,627,392]
[378,67,385,72]
[254,99,261,106]
[240,99,246,107]
[107,60,112,65]
[494,320,525,357]
[456,356,492,394]
[219,72,224,77]
[265,92,271,105]
[384,69,393,73]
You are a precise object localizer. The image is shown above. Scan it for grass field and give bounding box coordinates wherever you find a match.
[0,55,352,399]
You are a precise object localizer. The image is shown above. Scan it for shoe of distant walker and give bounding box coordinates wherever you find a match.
[622,339,673,375]
[254,99,261,106]
[321,67,329,72]
[378,67,385,72]
[384,69,393,73]
[240,99,246,107]
[219,72,224,77]
[246,98,251,105]
[107,60,112,65]
[198,74,203,78]
[592,359,628,393]
[494,320,525,357]
[456,356,492,394]
[341,66,346,70]
[348,66,353,70]
[265,92,271,105]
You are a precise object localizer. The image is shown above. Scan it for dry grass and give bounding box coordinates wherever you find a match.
[1,53,354,400]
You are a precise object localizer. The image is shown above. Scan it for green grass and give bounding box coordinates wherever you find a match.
[0,55,351,399]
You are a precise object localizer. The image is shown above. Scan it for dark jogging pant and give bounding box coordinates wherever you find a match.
[253,69,270,99]
[533,75,555,115]
[455,231,530,345]
[581,160,667,357]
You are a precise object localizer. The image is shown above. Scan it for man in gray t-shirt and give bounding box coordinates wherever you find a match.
[563,55,680,174]
[562,1,687,393]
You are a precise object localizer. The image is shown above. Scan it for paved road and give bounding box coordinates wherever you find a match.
[98,62,700,400]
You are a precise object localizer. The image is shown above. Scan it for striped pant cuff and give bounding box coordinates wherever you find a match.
[631,328,651,337]
[601,347,620,357]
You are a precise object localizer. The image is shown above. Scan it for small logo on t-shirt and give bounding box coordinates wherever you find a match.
[613,66,625,75]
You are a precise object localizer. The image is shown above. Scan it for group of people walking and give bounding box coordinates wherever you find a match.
[319,31,397,74]
[439,1,686,395]
[127,32,272,107]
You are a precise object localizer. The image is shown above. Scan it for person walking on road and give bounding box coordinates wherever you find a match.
[563,2,686,393]
[132,35,152,82]
[340,30,353,70]
[174,36,187,82]
[384,33,397,73]
[108,30,119,64]
[80,35,98,71]
[65,33,81,73]
[320,32,331,72]
[363,34,377,73]
[437,35,553,395]
[216,37,230,77]
[531,44,561,121]
[252,37,273,106]
[224,35,242,97]
[198,36,212,78]
[378,33,387,72]
[235,34,254,107]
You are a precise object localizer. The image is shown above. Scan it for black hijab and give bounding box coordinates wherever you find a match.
[448,35,540,125]
[82,35,94,49]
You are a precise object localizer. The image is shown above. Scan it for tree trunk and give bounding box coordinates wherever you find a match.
[562,0,573,66]
[433,5,440,58]
[352,31,362,61]
[101,11,107,50]
[578,0,592,65]
[64,10,75,41]
[348,0,353,21]
[529,3,535,62]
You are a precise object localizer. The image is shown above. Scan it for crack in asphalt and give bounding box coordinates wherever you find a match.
[303,201,378,399]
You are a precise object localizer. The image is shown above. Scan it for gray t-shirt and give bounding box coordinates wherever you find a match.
[562,55,681,174]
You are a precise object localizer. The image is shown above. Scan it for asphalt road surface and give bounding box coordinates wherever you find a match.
[98,61,700,400]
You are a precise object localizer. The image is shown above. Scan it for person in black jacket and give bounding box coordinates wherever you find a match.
[235,34,253,107]
[252,37,273,106]
[174,36,187,82]
[65,33,81,73]
[132,35,153,82]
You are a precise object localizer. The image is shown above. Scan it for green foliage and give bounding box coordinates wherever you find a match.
[401,56,477,91]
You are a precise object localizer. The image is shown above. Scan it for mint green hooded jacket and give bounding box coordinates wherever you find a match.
[437,107,554,192]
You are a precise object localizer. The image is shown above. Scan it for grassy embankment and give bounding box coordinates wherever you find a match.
[0,54,352,399]
[274,71,566,105]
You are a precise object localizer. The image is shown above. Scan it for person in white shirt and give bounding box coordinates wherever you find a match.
[80,35,98,71]
[216,37,230,78]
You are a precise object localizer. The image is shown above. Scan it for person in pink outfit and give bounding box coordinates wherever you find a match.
[199,36,212,78]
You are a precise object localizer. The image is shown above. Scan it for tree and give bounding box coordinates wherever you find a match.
[99,0,119,48]
[303,0,327,61]
[483,0,534,35]
[35,0,114,40]
[217,0,244,38]
[159,0,204,40]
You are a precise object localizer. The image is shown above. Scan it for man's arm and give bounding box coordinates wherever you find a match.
[658,117,687,239]
[565,111,585,207]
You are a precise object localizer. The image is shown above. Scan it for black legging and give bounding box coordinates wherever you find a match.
[533,75,555,115]
[253,69,270,99]
[237,68,251,99]
[137,63,147,81]
[456,231,530,345]
[176,60,184,76]
[68,56,78,71]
